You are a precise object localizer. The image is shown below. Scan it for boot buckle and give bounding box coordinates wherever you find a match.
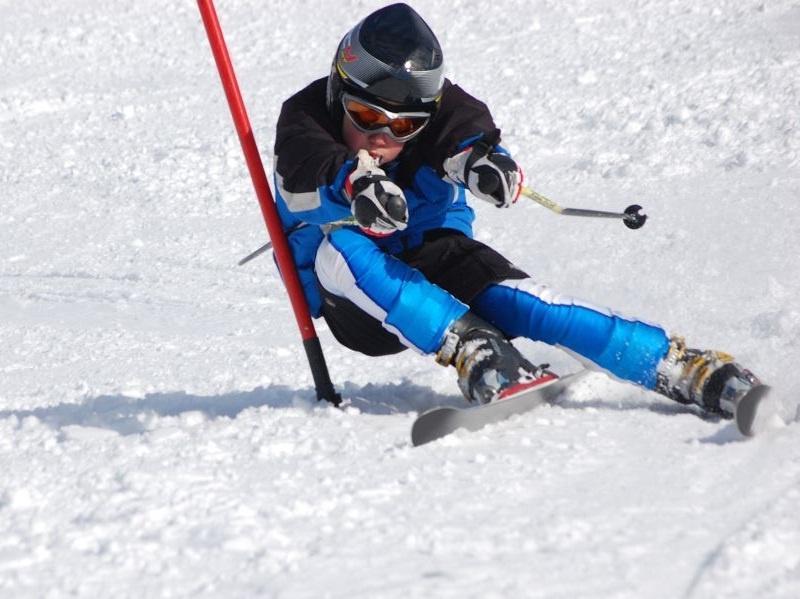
[435,330,460,366]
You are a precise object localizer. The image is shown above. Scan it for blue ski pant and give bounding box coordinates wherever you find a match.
[316,227,670,389]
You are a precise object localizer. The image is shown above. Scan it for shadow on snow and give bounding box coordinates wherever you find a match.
[0,380,465,436]
[3,379,779,442]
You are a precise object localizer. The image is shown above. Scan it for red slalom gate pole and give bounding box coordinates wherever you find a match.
[197,0,340,406]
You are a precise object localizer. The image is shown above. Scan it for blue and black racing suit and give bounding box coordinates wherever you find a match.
[272,78,670,389]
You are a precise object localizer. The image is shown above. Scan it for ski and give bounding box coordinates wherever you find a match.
[411,371,768,446]
[411,371,586,447]
[734,383,771,437]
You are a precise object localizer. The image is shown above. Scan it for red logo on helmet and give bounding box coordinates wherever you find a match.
[340,46,358,63]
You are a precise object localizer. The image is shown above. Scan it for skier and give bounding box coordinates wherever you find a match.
[273,3,761,420]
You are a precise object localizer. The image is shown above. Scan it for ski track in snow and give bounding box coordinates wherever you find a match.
[1,0,799,597]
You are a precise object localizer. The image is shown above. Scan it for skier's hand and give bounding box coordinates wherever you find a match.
[444,141,523,208]
[346,149,408,237]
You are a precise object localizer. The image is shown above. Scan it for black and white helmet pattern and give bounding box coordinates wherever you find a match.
[327,3,445,117]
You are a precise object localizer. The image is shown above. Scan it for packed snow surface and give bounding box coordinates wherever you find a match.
[2,0,799,597]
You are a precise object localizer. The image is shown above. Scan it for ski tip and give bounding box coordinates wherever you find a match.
[735,384,771,437]
[410,406,459,447]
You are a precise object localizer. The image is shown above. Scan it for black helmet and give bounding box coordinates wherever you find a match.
[326,3,444,119]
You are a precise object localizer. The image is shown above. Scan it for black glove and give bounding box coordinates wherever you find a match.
[444,141,523,208]
[346,150,408,236]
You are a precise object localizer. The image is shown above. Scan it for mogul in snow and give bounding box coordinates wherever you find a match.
[273,4,763,429]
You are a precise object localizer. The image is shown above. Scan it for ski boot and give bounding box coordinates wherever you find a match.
[655,336,762,419]
[436,312,548,404]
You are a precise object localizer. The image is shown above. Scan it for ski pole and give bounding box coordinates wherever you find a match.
[197,0,341,406]
[520,186,647,230]
[238,218,357,266]
[238,242,272,266]
[241,187,646,267]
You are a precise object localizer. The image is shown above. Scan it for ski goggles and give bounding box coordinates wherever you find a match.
[341,93,431,142]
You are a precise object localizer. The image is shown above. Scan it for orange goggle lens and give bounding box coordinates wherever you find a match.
[343,97,430,140]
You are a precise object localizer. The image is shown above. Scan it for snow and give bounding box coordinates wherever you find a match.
[1,0,799,597]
